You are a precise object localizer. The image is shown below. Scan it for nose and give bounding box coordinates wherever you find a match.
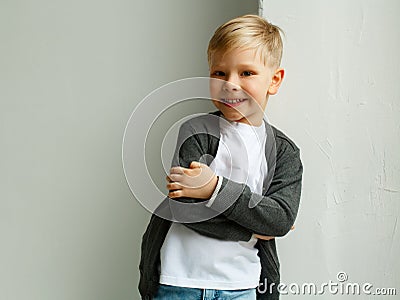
[222,76,241,92]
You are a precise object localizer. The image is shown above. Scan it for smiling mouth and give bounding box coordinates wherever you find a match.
[219,98,247,107]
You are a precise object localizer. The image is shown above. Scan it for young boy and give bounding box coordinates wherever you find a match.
[139,15,303,300]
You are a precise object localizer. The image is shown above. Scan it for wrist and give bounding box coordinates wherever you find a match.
[205,175,223,207]
[204,175,218,199]
[210,175,218,192]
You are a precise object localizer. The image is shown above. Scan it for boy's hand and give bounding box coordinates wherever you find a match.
[254,226,295,240]
[167,161,218,200]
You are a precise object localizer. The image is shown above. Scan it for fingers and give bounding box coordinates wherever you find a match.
[169,166,185,175]
[189,161,203,168]
[167,173,182,182]
[166,182,181,191]
[166,177,184,199]
[169,166,195,179]
[168,168,199,184]
[169,163,206,178]
[168,189,183,198]
[166,162,214,199]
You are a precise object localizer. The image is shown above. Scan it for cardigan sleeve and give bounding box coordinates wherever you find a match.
[207,141,303,237]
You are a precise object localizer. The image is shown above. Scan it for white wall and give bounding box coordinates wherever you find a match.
[0,1,257,299]
[262,1,400,298]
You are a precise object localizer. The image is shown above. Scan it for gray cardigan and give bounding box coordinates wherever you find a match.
[138,111,303,300]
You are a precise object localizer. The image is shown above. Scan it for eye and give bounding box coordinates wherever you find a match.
[211,71,225,77]
[241,71,254,77]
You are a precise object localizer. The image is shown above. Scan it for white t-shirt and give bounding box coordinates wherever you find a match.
[160,118,267,290]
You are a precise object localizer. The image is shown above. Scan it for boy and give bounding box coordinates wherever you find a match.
[139,15,303,300]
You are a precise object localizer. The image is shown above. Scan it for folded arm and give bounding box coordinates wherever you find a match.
[167,117,302,241]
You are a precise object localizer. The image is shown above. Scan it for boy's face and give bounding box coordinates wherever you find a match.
[209,48,284,126]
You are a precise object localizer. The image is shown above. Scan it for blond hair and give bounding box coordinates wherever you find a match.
[207,15,283,68]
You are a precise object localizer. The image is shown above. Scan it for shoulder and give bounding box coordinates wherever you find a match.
[174,112,221,161]
[265,125,303,185]
[271,125,300,152]
[179,112,221,137]
[270,125,301,164]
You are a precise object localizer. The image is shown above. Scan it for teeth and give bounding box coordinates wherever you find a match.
[221,98,246,104]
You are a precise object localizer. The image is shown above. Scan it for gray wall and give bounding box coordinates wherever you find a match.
[0,1,257,299]
[262,0,400,298]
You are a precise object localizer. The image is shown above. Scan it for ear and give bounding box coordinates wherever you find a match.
[268,68,285,95]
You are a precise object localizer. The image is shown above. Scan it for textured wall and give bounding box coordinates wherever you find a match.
[262,0,400,298]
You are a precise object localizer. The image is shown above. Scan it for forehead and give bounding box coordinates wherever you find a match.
[210,47,266,67]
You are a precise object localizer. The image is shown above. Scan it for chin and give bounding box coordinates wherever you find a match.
[221,110,246,123]
[213,102,245,121]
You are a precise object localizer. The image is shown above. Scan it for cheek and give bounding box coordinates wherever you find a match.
[247,82,269,100]
[209,79,224,100]
[242,83,260,100]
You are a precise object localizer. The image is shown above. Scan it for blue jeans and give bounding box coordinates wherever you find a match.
[153,284,256,300]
